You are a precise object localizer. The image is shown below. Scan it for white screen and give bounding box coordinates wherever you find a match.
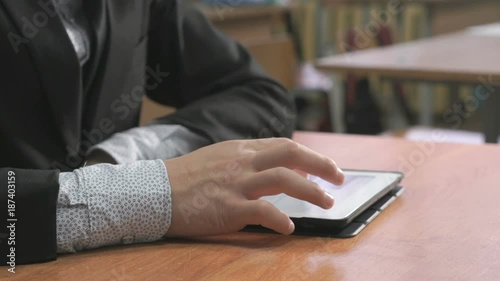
[261,170,401,220]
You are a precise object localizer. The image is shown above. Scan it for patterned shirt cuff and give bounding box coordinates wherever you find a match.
[56,160,172,253]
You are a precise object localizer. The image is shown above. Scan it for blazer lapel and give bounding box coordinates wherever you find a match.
[82,0,107,94]
[84,0,143,132]
[1,0,82,149]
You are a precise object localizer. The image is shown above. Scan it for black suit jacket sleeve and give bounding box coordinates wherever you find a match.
[145,1,296,141]
[0,168,60,265]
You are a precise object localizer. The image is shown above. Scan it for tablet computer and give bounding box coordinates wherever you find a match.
[260,170,404,230]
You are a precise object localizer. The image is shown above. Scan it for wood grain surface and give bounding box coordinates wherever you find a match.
[4,132,500,280]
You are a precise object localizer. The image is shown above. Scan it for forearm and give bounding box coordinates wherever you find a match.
[152,81,297,143]
[146,2,296,142]
[87,124,210,164]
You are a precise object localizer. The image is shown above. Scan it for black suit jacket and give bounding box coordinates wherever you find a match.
[0,0,295,264]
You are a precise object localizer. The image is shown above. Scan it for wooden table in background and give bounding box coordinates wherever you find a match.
[6,132,500,280]
[317,31,500,143]
[311,0,500,132]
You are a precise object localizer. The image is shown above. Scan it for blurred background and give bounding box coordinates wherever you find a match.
[142,0,500,144]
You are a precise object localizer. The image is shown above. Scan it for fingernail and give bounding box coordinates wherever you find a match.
[324,192,335,208]
[288,221,295,234]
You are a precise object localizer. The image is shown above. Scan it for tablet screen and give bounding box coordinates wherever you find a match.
[261,170,402,221]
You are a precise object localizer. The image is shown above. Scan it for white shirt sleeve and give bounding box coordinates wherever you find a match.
[56,159,171,253]
[87,124,211,164]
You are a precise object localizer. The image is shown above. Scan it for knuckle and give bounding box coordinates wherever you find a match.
[242,150,258,161]
[285,141,301,158]
[272,167,289,181]
[281,138,294,144]
[256,137,275,145]
[311,183,324,197]
[304,183,324,204]
[254,200,271,218]
[246,152,261,170]
[237,139,257,152]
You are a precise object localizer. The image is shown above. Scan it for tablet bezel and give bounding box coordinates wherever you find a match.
[262,169,404,229]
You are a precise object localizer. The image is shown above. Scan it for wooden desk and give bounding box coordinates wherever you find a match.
[7,132,500,280]
[316,32,500,143]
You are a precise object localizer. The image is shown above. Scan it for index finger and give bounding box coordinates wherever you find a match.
[252,140,345,185]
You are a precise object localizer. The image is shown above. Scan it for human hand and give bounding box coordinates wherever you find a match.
[163,138,344,237]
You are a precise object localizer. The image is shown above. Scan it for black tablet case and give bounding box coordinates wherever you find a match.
[244,186,405,238]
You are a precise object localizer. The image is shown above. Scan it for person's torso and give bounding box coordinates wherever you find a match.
[0,0,157,170]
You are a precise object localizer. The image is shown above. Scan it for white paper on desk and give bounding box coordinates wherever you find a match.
[466,22,500,37]
[404,126,500,144]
